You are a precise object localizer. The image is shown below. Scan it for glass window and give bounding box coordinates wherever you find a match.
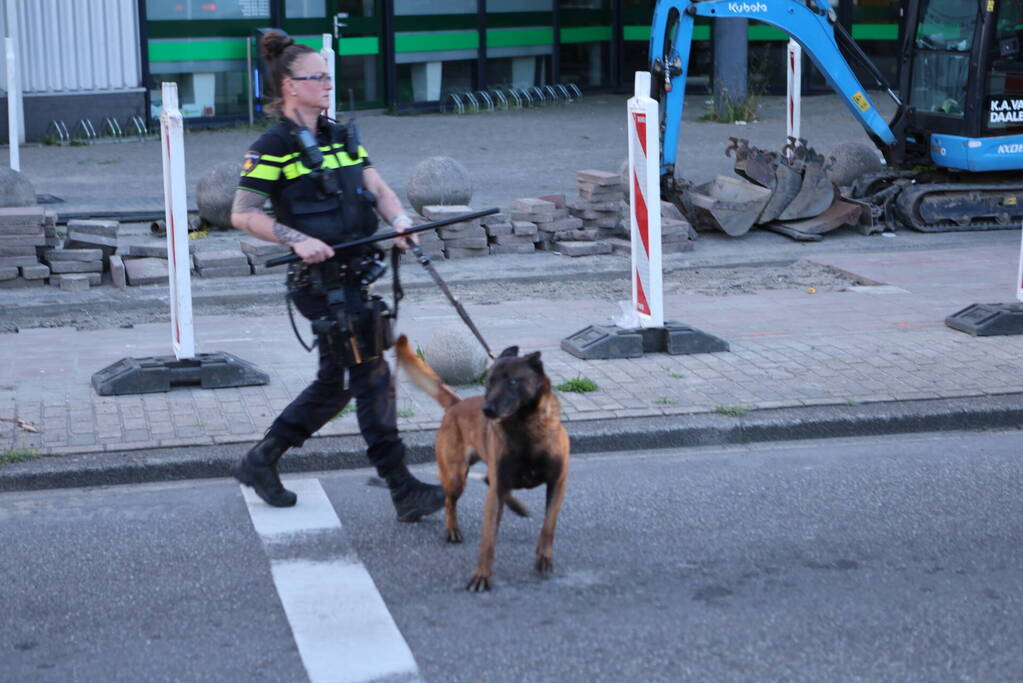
[285,0,326,18]
[909,0,979,117]
[914,0,978,50]
[146,0,270,20]
[985,0,1023,132]
[395,0,475,15]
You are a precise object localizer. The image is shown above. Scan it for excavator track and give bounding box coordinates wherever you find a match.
[893,181,1023,232]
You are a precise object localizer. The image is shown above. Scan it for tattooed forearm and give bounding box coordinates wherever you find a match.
[272,222,308,244]
[231,190,268,235]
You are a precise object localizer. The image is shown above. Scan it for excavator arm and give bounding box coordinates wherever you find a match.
[650,0,899,177]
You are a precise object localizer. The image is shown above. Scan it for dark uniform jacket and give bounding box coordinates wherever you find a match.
[237,117,377,246]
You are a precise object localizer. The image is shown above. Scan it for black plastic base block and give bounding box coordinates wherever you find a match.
[92,352,270,396]
[561,321,729,359]
[946,302,1023,336]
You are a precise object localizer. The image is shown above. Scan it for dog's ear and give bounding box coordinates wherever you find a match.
[525,351,543,374]
[498,346,519,358]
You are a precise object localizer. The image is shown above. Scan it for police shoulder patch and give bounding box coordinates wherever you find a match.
[241,151,260,175]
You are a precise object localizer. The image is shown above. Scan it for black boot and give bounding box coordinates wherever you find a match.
[230,435,297,508]
[383,462,444,522]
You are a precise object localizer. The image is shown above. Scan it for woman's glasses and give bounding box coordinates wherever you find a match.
[291,73,331,84]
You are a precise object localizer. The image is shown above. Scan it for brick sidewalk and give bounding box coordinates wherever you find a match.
[3,245,1023,457]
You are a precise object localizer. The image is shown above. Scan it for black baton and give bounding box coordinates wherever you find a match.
[264,207,500,267]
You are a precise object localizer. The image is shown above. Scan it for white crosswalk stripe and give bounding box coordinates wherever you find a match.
[241,478,420,683]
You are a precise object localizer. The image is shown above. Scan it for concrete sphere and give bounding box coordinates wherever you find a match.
[0,167,36,207]
[826,142,883,187]
[422,326,489,386]
[196,161,243,230]
[406,156,473,215]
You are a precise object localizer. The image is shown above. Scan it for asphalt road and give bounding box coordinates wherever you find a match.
[3,429,1022,682]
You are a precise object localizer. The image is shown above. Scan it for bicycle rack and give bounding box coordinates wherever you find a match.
[504,87,523,109]
[125,115,148,141]
[489,88,509,110]
[440,82,583,113]
[476,90,494,112]
[72,119,98,144]
[103,116,123,140]
[46,120,70,145]
[444,92,466,114]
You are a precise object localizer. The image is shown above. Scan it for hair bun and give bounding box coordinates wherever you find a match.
[260,30,295,63]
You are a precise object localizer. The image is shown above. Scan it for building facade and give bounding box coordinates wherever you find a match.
[1,0,903,140]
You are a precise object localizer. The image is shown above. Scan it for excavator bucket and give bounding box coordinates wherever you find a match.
[685,175,772,237]
[757,161,804,223]
[727,137,808,224]
[776,149,837,221]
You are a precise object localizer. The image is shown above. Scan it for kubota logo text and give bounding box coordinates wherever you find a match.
[728,1,768,12]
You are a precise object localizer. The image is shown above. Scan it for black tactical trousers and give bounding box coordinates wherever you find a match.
[267,284,404,474]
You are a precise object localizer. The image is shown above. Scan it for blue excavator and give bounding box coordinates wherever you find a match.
[649,0,1023,234]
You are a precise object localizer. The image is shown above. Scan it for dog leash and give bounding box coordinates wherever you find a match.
[409,242,495,360]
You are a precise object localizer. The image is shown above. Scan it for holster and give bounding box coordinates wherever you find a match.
[288,260,394,368]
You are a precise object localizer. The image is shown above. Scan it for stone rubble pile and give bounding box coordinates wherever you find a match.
[0,168,702,293]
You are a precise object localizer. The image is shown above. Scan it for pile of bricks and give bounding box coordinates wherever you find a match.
[421,205,489,259]
[567,169,626,239]
[240,236,291,275]
[0,207,54,289]
[193,249,250,278]
[483,211,537,255]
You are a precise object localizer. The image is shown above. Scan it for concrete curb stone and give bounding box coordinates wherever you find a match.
[3,395,1021,494]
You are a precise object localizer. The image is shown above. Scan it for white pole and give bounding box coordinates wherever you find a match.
[5,0,22,169]
[627,71,664,328]
[160,82,195,360]
[786,39,802,152]
[1017,222,1023,303]
[5,36,18,171]
[321,33,336,120]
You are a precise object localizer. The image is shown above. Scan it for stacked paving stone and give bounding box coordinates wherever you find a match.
[422,205,488,259]
[239,236,291,274]
[567,169,625,238]
[402,214,446,261]
[0,207,50,289]
[193,248,250,278]
[482,211,536,255]
[660,200,698,253]
[513,194,614,257]
[44,248,104,289]
[65,219,118,258]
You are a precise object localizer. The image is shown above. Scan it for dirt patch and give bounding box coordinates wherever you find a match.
[401,259,863,304]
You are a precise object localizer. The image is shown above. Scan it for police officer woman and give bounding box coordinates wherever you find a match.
[229,30,443,522]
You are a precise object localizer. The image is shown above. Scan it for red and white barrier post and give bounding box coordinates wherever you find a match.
[627,71,664,329]
[786,39,802,151]
[160,82,196,360]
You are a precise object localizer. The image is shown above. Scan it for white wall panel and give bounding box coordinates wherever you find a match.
[1,0,141,94]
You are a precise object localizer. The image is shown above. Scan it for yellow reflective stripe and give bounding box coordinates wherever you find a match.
[260,152,295,163]
[338,154,364,167]
[243,164,281,181]
[282,161,310,179]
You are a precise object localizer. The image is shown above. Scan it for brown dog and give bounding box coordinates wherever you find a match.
[395,335,570,591]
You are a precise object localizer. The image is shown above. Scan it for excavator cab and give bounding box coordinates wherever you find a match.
[648,0,1023,234]
[897,0,1023,171]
